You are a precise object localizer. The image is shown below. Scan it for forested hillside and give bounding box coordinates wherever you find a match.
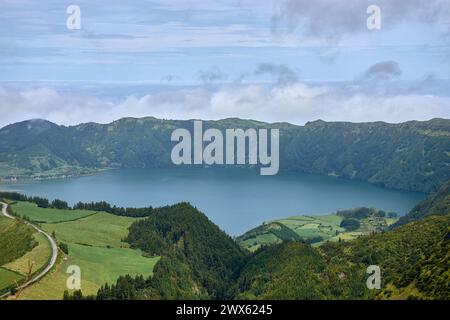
[116,203,246,299]
[65,180,449,300]
[1,117,449,193]
[392,180,450,227]
[238,180,450,299]
[235,214,449,300]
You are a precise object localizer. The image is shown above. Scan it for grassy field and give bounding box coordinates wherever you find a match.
[0,268,24,292]
[4,202,160,299]
[278,215,346,239]
[3,232,52,275]
[0,214,52,295]
[16,244,159,299]
[238,213,398,251]
[10,201,97,223]
[41,212,139,248]
[0,215,36,266]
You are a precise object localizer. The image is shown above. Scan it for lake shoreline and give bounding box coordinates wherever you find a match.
[0,167,426,236]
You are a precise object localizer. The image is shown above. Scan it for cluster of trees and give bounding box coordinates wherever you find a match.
[63,275,149,300]
[336,207,396,219]
[339,218,361,231]
[73,201,154,217]
[0,192,69,209]
[59,242,69,255]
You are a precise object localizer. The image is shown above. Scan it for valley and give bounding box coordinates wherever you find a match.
[0,117,448,300]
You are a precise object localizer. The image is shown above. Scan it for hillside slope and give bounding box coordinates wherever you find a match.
[1,117,449,193]
[392,180,450,227]
[236,182,450,300]
[123,203,247,299]
[83,181,450,300]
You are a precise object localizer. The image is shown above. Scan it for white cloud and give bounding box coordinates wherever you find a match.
[1,81,449,128]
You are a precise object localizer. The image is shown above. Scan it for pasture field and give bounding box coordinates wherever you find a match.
[278,215,346,239]
[3,232,52,275]
[10,201,96,223]
[238,232,282,251]
[41,212,138,248]
[238,213,397,251]
[6,202,160,300]
[0,268,23,292]
[0,216,36,266]
[16,244,159,299]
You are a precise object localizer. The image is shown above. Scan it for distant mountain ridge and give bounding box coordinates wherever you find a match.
[1,117,449,193]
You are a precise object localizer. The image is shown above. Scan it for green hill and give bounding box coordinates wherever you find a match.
[235,183,450,300]
[123,203,247,299]
[1,117,449,193]
[392,180,450,227]
[235,213,449,300]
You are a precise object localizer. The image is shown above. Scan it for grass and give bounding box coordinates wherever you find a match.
[279,215,345,239]
[238,213,398,251]
[0,216,36,266]
[238,233,281,252]
[6,202,160,299]
[16,244,159,299]
[41,212,139,248]
[0,214,38,293]
[0,268,24,292]
[10,201,96,223]
[3,232,52,276]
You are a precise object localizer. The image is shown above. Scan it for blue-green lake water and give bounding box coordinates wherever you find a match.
[1,168,425,235]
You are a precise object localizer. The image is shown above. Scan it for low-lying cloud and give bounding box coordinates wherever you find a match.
[1,79,450,128]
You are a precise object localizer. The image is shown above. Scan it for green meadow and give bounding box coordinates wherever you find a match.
[5,202,160,299]
[0,268,23,291]
[41,212,139,248]
[16,243,159,299]
[10,201,96,223]
[0,213,48,294]
[3,232,52,276]
[238,213,397,251]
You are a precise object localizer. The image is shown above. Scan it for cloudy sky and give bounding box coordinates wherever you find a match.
[1,0,450,127]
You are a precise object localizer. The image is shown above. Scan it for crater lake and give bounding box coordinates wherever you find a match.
[0,167,426,235]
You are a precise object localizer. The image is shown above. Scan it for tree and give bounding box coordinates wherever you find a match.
[59,242,69,255]
[63,290,70,300]
[340,218,361,231]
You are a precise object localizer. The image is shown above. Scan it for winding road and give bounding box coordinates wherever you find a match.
[0,201,58,293]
